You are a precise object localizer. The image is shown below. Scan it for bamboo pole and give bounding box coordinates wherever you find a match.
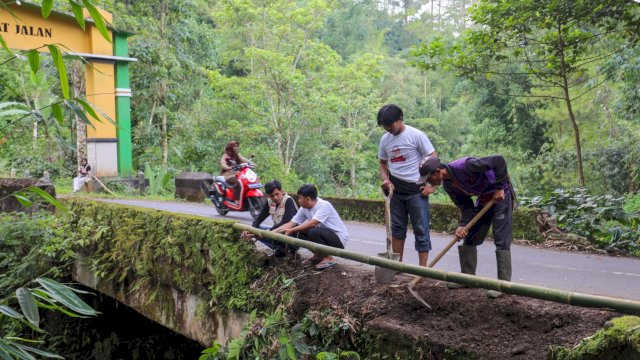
[233,222,640,315]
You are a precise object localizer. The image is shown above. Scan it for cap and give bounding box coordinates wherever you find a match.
[418,156,442,183]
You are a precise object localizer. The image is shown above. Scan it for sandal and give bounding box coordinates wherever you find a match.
[302,255,324,265]
[315,261,337,270]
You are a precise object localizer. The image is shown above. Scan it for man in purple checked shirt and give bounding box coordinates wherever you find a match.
[419,155,516,298]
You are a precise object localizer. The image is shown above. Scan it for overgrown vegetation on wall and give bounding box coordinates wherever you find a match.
[64,199,285,312]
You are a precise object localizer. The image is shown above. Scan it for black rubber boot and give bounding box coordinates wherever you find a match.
[447,245,477,289]
[487,250,512,298]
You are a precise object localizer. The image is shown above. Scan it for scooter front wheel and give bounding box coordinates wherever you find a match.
[247,197,266,220]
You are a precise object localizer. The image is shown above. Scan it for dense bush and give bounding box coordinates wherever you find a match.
[522,188,640,255]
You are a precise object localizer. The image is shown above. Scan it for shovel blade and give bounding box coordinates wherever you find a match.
[374,252,401,284]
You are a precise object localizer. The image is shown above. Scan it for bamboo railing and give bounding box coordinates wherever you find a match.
[233,223,640,315]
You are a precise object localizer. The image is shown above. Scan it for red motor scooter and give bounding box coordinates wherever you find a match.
[207,161,266,219]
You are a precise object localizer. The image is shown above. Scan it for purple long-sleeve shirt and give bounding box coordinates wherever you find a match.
[442,155,512,227]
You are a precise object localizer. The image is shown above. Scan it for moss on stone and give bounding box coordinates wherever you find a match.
[64,199,275,313]
[549,316,640,359]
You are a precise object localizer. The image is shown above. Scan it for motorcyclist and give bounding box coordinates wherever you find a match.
[220,141,250,201]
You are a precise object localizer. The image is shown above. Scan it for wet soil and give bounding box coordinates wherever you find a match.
[284,260,616,359]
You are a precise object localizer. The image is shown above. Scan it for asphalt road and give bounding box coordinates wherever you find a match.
[97,198,640,300]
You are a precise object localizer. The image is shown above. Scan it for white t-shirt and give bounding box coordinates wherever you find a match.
[378,125,435,183]
[291,197,349,246]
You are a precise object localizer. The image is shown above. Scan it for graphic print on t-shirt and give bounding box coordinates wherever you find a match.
[390,146,406,163]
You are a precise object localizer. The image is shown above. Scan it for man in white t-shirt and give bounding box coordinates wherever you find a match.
[275,184,348,270]
[377,104,437,267]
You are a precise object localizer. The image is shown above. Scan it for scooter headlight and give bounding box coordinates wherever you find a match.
[245,169,258,183]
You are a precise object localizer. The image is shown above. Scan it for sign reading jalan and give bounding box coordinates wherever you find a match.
[0,22,53,37]
[0,2,136,178]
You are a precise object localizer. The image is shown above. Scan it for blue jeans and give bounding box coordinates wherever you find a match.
[257,225,298,252]
[390,192,431,252]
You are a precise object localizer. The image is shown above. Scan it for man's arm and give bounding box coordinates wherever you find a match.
[273,221,297,233]
[379,159,394,191]
[466,155,508,188]
[466,155,508,201]
[282,219,320,236]
[252,201,270,228]
[443,182,475,228]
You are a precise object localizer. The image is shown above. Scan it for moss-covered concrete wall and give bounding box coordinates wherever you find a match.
[323,196,544,242]
[549,316,640,359]
[64,199,273,312]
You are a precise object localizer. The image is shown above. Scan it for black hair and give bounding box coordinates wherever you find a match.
[296,183,317,199]
[264,180,282,195]
[377,104,403,127]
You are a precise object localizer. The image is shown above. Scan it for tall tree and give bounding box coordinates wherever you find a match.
[413,0,640,187]
[213,0,340,173]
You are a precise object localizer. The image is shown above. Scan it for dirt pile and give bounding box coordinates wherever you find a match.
[286,261,616,359]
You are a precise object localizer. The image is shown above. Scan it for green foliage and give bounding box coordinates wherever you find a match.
[523,188,640,254]
[63,199,278,311]
[201,307,361,360]
[0,210,95,360]
[0,213,71,297]
[549,316,640,359]
[143,164,175,196]
[0,277,98,360]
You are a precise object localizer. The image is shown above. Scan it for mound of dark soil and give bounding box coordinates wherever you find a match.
[286,261,616,359]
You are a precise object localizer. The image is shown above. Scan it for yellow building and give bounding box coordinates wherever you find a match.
[0,2,135,176]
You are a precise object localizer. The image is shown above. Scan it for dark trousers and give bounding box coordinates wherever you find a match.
[462,197,513,250]
[296,227,344,250]
[257,225,298,253]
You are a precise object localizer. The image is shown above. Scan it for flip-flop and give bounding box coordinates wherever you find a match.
[302,256,324,265]
[315,261,337,270]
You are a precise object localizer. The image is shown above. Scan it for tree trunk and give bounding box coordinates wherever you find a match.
[161,111,168,166]
[558,22,585,187]
[72,61,87,166]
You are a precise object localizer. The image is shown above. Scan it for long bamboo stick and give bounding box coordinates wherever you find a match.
[233,222,640,315]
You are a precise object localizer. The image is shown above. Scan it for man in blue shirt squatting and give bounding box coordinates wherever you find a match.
[275,184,349,271]
[419,155,515,298]
[377,104,438,267]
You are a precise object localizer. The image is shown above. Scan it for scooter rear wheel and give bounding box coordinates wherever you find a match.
[215,205,229,216]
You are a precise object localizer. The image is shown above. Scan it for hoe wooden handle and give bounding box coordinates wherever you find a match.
[410,198,497,287]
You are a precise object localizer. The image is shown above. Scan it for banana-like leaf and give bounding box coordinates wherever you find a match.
[51,103,64,125]
[35,278,97,316]
[25,187,66,211]
[35,300,86,318]
[0,305,24,319]
[5,338,42,345]
[0,344,12,360]
[16,288,39,328]
[0,34,10,54]
[66,100,96,128]
[76,98,101,122]
[68,1,86,30]
[0,109,30,117]
[41,0,54,19]
[47,45,69,99]
[27,50,40,74]
[14,344,64,359]
[12,194,32,208]
[83,0,112,43]
[1,342,36,360]
[0,102,28,110]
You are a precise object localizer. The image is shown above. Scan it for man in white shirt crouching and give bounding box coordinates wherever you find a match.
[275,184,349,271]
